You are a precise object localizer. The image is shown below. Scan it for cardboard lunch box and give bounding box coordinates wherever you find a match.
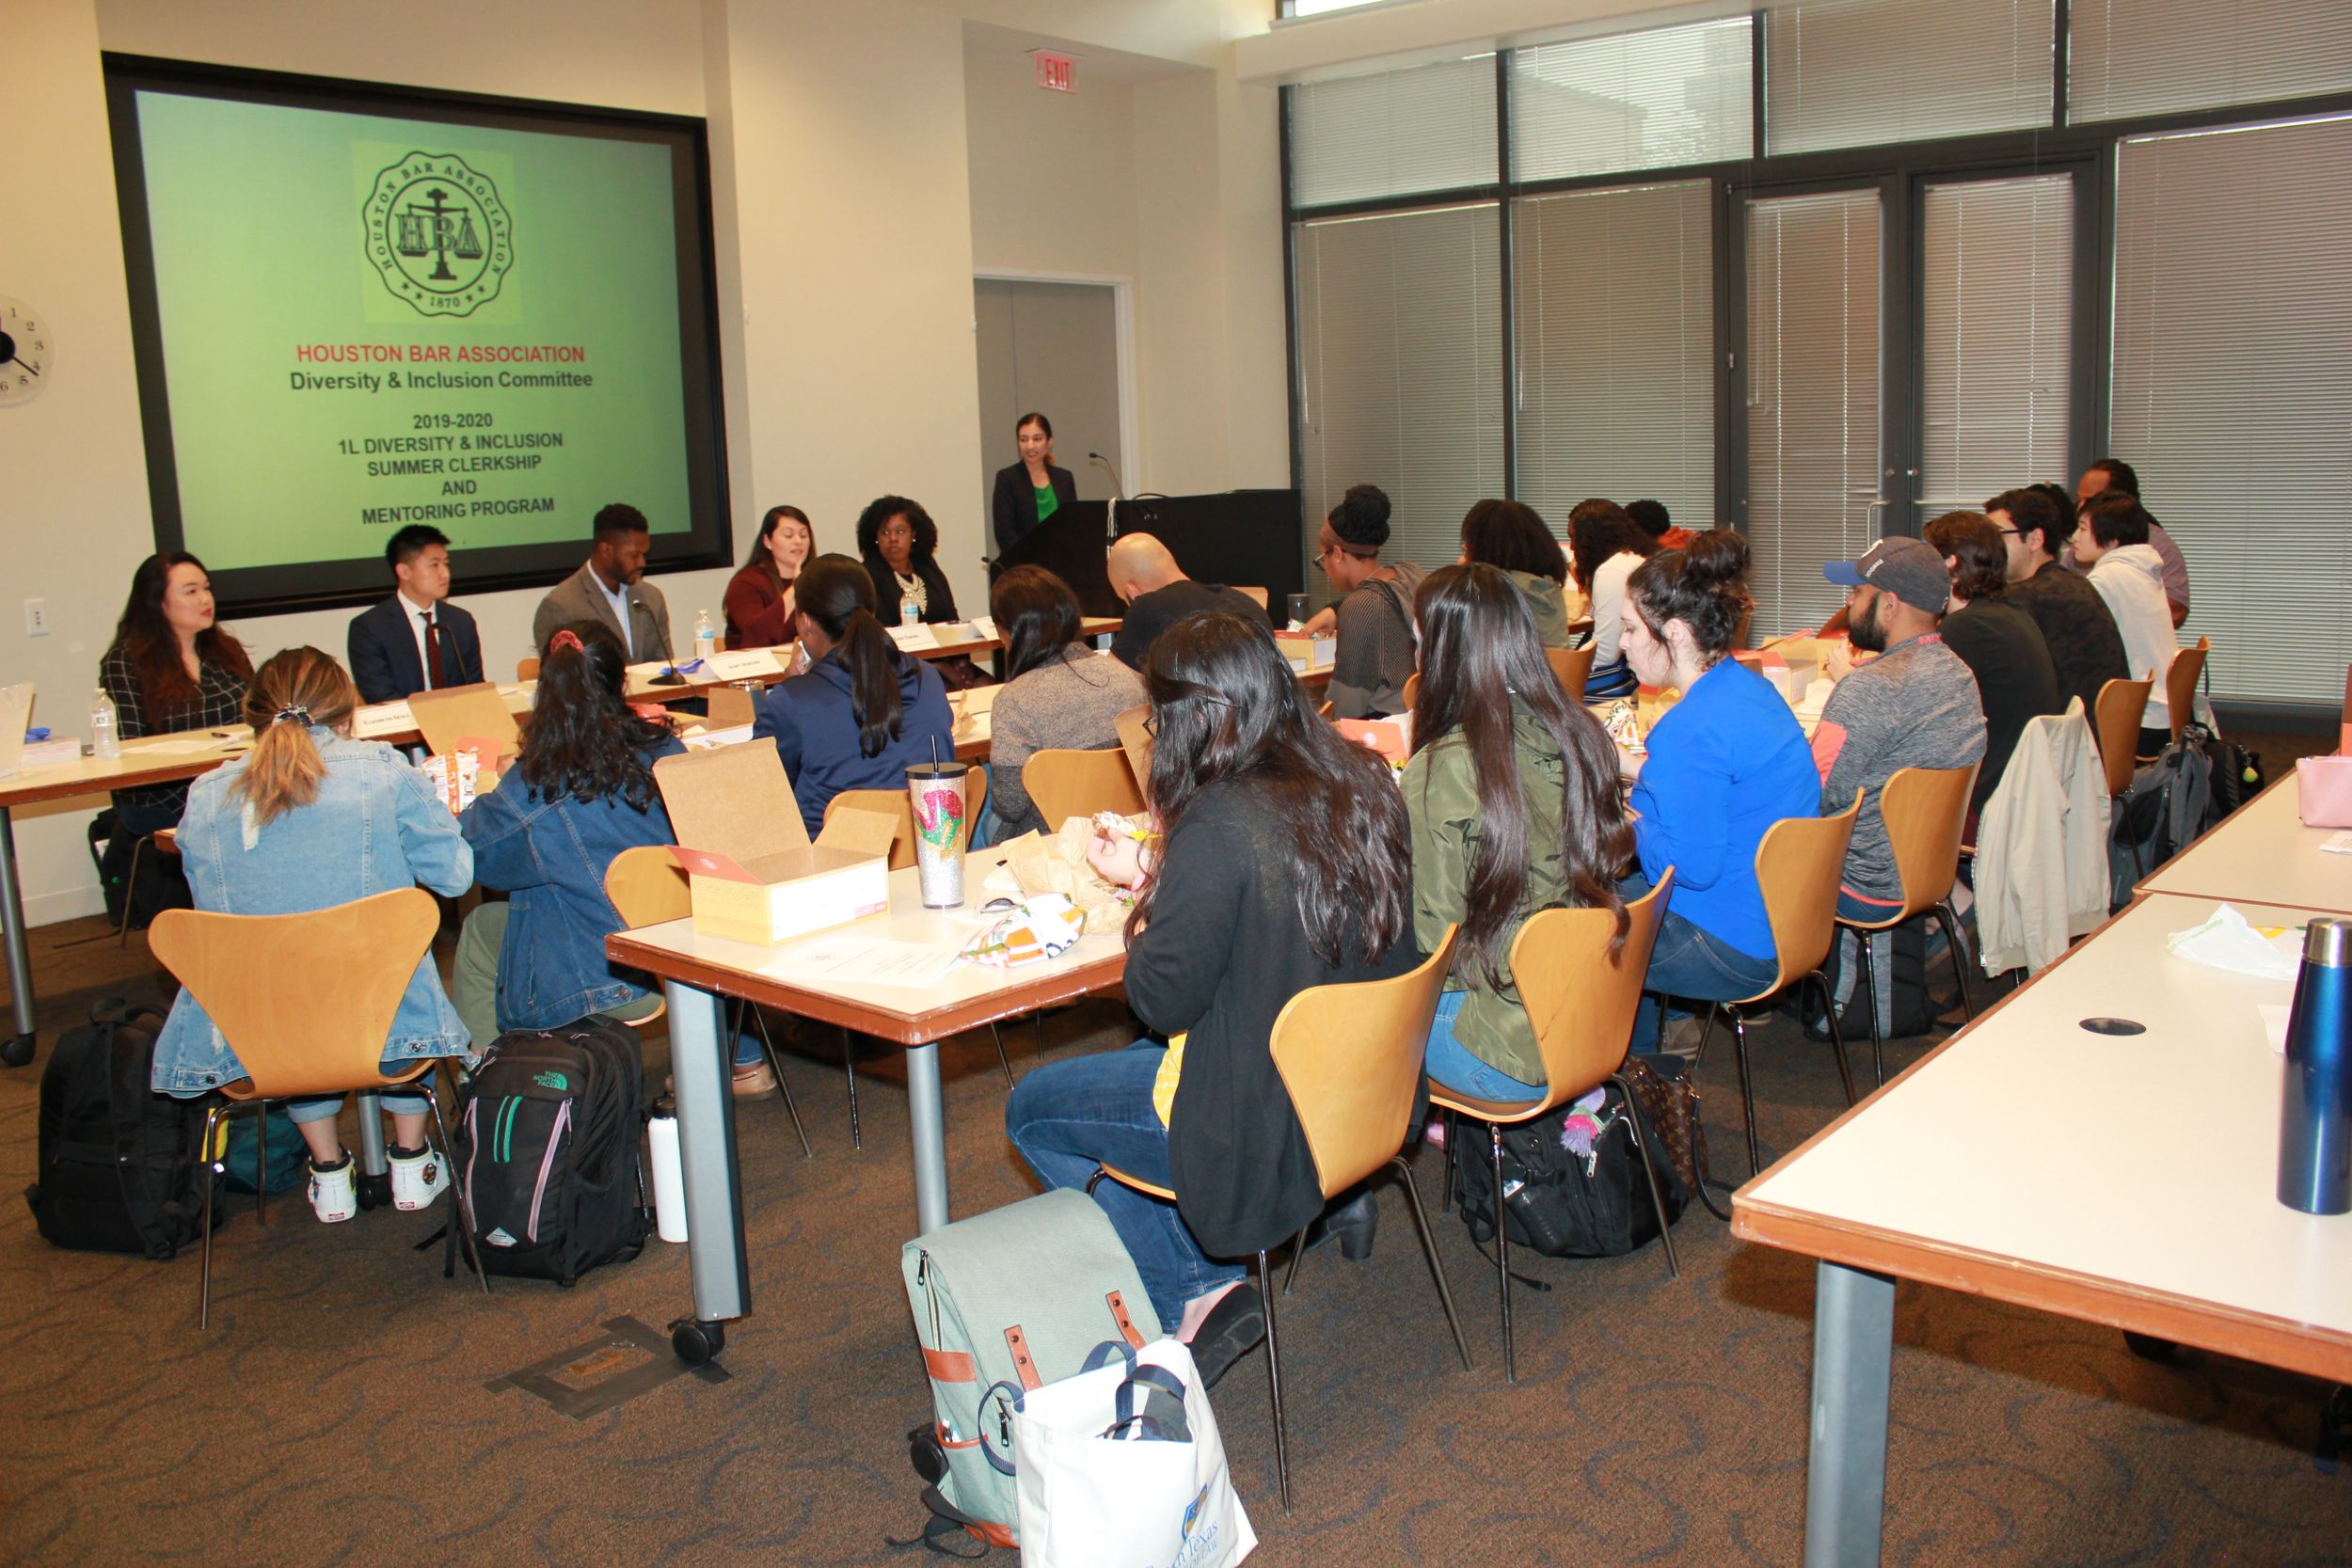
[652,743,897,945]
[1273,629,1337,674]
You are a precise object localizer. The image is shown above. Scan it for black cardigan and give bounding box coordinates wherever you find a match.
[1132,781,1420,1259]
[863,554,960,628]
[992,463,1079,557]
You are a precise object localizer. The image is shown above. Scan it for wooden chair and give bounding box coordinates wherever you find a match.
[1428,877,1677,1383]
[602,847,812,1156]
[1113,705,1153,800]
[146,888,489,1327]
[1688,792,1866,1177]
[2167,636,2210,743]
[1833,766,1979,1086]
[2095,677,2153,877]
[1400,673,1421,712]
[1546,643,1595,703]
[516,657,539,682]
[1091,929,1470,1512]
[1023,748,1143,828]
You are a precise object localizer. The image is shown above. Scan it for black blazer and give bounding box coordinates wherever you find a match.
[347,595,485,704]
[864,556,960,628]
[991,463,1079,557]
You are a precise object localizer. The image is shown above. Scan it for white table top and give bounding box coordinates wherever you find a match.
[610,845,1126,1042]
[1739,893,2352,1373]
[2137,770,2352,915]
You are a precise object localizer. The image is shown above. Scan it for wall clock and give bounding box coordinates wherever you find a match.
[0,296,52,404]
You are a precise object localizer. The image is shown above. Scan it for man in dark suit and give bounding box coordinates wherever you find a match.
[347,524,485,704]
[531,503,673,661]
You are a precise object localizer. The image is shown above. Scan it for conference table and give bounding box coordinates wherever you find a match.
[1733,887,2352,1566]
[605,843,1129,1362]
[2136,768,2352,916]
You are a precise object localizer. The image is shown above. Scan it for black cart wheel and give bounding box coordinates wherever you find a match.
[1,1032,33,1069]
[671,1317,725,1366]
[357,1172,393,1212]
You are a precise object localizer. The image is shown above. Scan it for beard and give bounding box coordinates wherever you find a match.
[1849,594,1889,653]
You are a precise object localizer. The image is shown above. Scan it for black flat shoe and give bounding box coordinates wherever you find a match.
[1303,1188,1378,1261]
[1186,1285,1265,1389]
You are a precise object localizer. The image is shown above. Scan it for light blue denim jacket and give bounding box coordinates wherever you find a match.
[151,734,474,1095]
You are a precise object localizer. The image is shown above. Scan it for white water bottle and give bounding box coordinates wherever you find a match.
[90,689,120,761]
[647,1100,689,1243]
[693,609,716,662]
[901,593,921,626]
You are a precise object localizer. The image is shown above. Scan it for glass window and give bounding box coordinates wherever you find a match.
[1288,56,1499,208]
[1510,18,1753,182]
[2070,0,2352,123]
[1293,204,1506,575]
[1766,0,2055,155]
[1513,180,1715,536]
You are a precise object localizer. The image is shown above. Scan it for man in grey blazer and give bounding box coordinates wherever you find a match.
[532,503,674,663]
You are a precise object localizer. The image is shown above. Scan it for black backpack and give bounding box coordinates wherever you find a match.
[453,1018,650,1284]
[1450,1083,1687,1259]
[24,998,217,1259]
[86,808,191,932]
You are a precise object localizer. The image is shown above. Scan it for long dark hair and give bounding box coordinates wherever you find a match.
[1410,565,1630,984]
[991,565,1082,682]
[744,505,814,587]
[1131,612,1407,964]
[517,621,672,810]
[1460,499,1567,584]
[797,553,908,757]
[110,551,252,715]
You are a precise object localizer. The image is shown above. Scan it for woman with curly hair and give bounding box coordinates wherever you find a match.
[855,494,959,629]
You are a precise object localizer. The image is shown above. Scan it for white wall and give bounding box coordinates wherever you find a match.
[964,45,1141,283]
[8,0,1291,927]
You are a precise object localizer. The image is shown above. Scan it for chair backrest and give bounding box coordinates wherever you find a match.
[1401,673,1420,712]
[147,889,441,1099]
[1270,927,1459,1199]
[409,681,520,755]
[517,657,540,683]
[1024,747,1144,828]
[1232,586,1270,610]
[1508,873,1674,1113]
[1113,704,1153,800]
[706,684,756,729]
[1878,763,1978,923]
[603,844,691,927]
[2167,635,2209,740]
[1756,790,1864,987]
[1546,643,1595,703]
[2093,677,2152,797]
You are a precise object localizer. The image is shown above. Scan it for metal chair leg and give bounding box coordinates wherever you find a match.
[434,1063,491,1295]
[1850,928,1884,1087]
[118,835,149,948]
[1489,1124,1517,1384]
[1391,1154,1472,1370]
[1611,1074,1680,1282]
[1730,1005,1759,1179]
[990,1023,1015,1089]
[252,1100,268,1227]
[1691,997,1717,1066]
[199,1103,222,1328]
[1934,901,1975,1023]
[1439,1107,1458,1217]
[1281,1224,1307,1297]
[749,1006,812,1160]
[1256,1249,1291,1513]
[1816,970,1858,1106]
[840,1026,863,1150]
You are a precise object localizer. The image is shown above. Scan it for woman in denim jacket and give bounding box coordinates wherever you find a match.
[453,623,773,1095]
[150,647,473,1223]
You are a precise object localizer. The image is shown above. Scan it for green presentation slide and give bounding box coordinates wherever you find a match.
[132,88,694,570]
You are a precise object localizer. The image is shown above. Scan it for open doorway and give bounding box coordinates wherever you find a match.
[973,275,1134,559]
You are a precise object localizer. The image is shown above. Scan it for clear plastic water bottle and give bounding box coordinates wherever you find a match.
[901,594,922,626]
[692,609,716,662]
[89,689,119,761]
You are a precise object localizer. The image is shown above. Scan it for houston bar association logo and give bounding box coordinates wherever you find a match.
[362,152,514,317]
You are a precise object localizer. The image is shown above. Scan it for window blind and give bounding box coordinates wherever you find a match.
[1513,180,1715,537]
[1766,0,2055,155]
[1288,56,1499,209]
[2110,114,2352,705]
[1916,174,2074,528]
[1745,188,1883,639]
[2070,0,2352,124]
[1293,204,1506,578]
[1510,18,1754,182]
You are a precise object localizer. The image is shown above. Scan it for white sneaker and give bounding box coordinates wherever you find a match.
[309,1157,358,1224]
[389,1144,450,1212]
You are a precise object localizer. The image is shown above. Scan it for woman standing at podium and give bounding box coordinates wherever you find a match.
[991,411,1079,557]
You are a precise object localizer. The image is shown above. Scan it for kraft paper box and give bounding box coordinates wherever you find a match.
[1272,630,1336,674]
[654,743,890,945]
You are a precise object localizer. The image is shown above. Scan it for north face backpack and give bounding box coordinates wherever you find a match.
[900,1189,1162,1555]
[24,997,216,1259]
[453,1019,649,1284]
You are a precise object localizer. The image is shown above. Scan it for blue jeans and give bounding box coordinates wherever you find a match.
[1624,872,1779,1052]
[1004,1040,1246,1330]
[1422,990,1544,1100]
[1836,885,1903,924]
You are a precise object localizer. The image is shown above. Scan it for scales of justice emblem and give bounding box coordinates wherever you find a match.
[362,151,516,318]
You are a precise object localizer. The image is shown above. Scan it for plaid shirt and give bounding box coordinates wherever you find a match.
[99,644,247,815]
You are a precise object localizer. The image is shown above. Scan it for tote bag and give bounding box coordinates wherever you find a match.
[1009,1338,1255,1568]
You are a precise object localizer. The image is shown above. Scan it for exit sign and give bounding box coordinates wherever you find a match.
[1034,51,1076,93]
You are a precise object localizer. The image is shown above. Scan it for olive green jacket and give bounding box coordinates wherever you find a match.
[1505,570,1574,649]
[1402,703,1568,1085]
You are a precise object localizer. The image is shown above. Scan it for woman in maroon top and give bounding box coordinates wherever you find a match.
[723,505,814,649]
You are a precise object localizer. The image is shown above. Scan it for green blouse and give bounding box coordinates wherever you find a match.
[1033,483,1059,526]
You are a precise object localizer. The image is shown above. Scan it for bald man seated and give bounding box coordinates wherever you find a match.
[1106,533,1272,671]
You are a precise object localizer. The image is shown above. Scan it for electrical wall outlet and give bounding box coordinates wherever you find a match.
[24,599,47,637]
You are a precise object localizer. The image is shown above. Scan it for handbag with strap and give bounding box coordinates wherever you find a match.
[1616,1056,1728,1222]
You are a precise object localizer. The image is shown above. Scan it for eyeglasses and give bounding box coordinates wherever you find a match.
[1994,527,2021,539]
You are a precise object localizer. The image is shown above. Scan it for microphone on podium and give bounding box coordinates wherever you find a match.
[1089,452,1125,499]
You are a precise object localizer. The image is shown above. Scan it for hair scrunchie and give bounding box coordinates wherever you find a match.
[548,629,586,656]
[272,705,311,727]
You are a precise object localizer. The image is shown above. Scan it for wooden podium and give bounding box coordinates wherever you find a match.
[991,489,1304,618]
